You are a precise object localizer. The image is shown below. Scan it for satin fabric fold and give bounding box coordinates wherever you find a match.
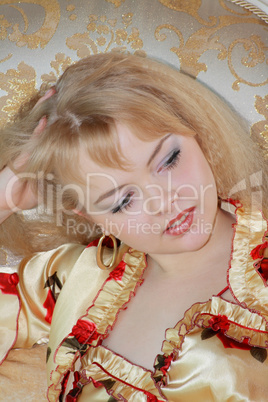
[47,206,268,401]
[0,244,85,365]
[1,205,268,401]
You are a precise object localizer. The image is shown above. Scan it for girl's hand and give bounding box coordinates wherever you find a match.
[0,88,55,223]
[0,118,46,215]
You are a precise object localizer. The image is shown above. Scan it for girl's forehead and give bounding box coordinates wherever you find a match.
[79,124,165,173]
[78,149,133,193]
[79,150,135,184]
[115,123,149,145]
[114,123,164,158]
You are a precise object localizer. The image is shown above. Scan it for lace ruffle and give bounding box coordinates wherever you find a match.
[47,206,268,401]
[48,247,148,401]
[81,346,166,401]
[228,207,268,319]
[162,297,268,356]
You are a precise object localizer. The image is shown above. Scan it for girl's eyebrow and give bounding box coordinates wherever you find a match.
[94,133,172,205]
[146,133,172,167]
[94,184,125,205]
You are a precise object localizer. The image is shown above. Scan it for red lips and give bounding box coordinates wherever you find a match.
[164,207,195,235]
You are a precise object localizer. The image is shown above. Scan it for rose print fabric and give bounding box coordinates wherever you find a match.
[1,205,268,401]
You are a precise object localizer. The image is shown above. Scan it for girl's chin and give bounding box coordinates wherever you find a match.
[138,232,213,256]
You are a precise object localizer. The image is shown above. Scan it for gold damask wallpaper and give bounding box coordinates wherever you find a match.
[0,2,267,399]
[0,0,267,147]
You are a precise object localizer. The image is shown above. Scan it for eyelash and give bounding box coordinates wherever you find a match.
[159,149,181,172]
[111,148,181,214]
[111,192,134,214]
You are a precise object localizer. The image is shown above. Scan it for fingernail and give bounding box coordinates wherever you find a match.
[45,87,56,96]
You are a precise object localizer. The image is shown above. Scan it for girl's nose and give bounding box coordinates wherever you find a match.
[143,186,179,216]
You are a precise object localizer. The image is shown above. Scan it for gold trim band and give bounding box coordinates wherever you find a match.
[227,0,268,23]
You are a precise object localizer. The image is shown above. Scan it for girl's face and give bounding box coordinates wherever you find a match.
[78,123,218,255]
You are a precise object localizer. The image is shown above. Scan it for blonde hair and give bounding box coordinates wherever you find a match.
[1,52,267,255]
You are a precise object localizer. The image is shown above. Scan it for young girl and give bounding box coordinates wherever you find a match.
[0,52,268,401]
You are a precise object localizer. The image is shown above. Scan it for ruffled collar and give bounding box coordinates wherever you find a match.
[47,204,268,401]
[228,206,268,317]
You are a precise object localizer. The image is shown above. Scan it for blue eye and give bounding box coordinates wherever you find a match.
[159,149,181,172]
[111,192,134,214]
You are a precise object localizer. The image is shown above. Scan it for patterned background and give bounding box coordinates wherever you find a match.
[0,0,267,147]
[0,3,267,399]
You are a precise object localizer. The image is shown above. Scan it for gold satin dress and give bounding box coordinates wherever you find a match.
[1,205,268,401]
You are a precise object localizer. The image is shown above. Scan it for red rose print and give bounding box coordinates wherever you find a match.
[0,273,19,296]
[216,332,252,350]
[91,378,103,388]
[160,354,173,376]
[259,258,268,281]
[250,241,268,260]
[86,239,99,248]
[71,319,99,344]
[108,261,126,281]
[145,392,160,401]
[61,370,70,398]
[66,371,83,402]
[43,289,56,324]
[208,314,230,332]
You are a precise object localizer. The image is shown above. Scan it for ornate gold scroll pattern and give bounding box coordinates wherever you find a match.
[252,95,268,157]
[10,5,29,32]
[40,53,73,89]
[219,0,253,15]
[0,14,13,62]
[155,23,226,76]
[0,0,60,49]
[105,0,126,7]
[155,14,267,83]
[0,62,37,127]
[158,0,217,26]
[66,13,145,58]
[228,35,268,90]
[66,4,77,21]
[0,13,12,40]
[0,54,13,64]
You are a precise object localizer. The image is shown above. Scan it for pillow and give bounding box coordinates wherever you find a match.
[0,0,267,137]
[0,2,267,400]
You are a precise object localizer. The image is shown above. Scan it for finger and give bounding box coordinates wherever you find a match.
[13,116,47,169]
[32,116,47,138]
[34,87,56,108]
